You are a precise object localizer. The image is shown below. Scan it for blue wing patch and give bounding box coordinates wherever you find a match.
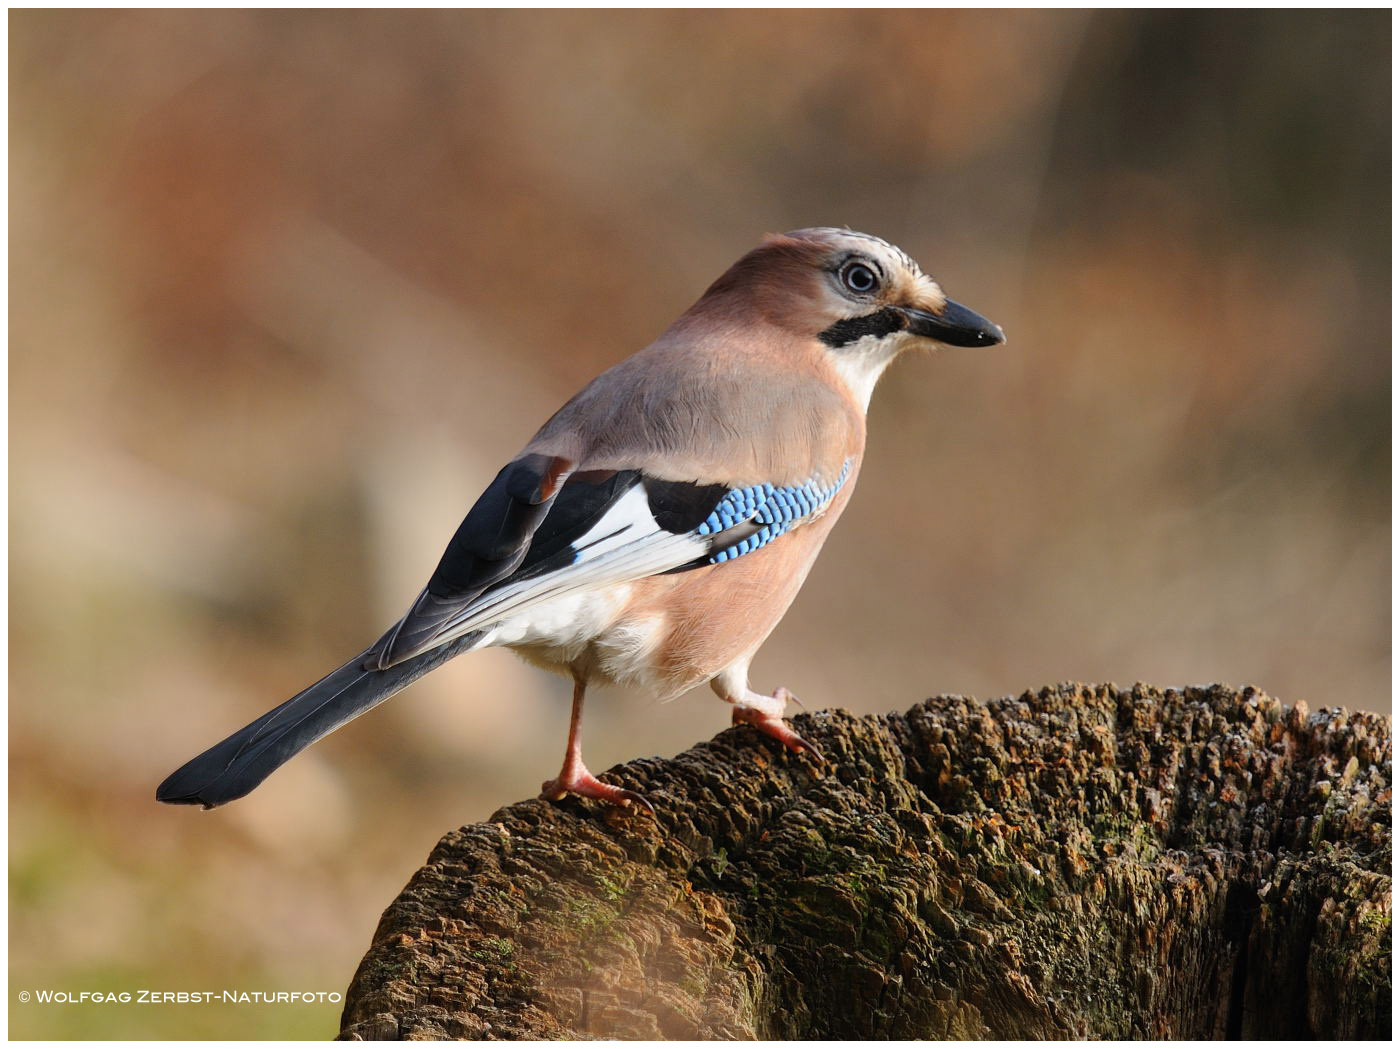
[699,459,853,564]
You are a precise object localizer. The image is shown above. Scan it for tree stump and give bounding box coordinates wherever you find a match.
[339,683,1391,1039]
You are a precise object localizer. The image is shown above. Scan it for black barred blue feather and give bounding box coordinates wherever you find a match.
[700,461,852,563]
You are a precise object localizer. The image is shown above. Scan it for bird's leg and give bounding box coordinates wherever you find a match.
[715,674,823,760]
[540,677,653,812]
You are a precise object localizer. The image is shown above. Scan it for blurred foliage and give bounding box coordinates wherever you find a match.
[9,9,1388,1040]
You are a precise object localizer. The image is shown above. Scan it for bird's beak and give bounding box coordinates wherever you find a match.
[897,299,1005,347]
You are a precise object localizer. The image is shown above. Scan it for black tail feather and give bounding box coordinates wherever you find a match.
[156,632,484,809]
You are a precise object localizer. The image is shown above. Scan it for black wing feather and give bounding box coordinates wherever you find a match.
[643,477,731,533]
[427,454,568,596]
[369,454,568,668]
[511,469,642,575]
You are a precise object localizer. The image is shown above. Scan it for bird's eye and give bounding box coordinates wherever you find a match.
[841,261,878,295]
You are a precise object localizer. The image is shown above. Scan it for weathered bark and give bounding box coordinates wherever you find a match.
[339,683,1391,1040]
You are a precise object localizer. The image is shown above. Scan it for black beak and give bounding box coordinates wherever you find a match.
[898,299,1005,347]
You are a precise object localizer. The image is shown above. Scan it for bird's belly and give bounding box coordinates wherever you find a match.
[489,586,684,694]
[482,587,647,679]
[487,587,628,662]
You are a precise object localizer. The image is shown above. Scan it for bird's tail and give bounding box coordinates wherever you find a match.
[156,632,485,809]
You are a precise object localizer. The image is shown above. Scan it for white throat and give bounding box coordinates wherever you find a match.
[827,333,913,412]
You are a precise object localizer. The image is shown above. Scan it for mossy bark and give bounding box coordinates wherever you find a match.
[339,683,1391,1040]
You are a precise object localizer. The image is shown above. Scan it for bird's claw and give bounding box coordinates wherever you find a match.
[540,769,655,814]
[731,704,825,762]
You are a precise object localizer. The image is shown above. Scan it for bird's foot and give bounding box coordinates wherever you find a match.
[540,766,655,814]
[731,687,824,760]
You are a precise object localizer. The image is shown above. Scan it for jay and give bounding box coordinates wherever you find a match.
[157,227,1004,811]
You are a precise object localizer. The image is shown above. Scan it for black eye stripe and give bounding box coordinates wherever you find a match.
[818,308,906,347]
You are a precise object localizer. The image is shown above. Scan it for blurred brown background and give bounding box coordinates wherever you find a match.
[10,9,1389,1039]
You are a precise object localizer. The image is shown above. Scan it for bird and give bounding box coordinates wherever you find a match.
[157,227,1004,812]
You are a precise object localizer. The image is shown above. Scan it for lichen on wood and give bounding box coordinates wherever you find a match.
[339,683,1391,1040]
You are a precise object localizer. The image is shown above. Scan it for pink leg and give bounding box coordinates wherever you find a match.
[726,685,824,761]
[540,677,654,813]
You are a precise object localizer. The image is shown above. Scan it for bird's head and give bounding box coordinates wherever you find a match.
[694,227,1004,408]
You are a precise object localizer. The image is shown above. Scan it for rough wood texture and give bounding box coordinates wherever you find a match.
[339,684,1391,1040]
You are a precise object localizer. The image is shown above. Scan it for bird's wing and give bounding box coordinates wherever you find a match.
[368,453,853,668]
